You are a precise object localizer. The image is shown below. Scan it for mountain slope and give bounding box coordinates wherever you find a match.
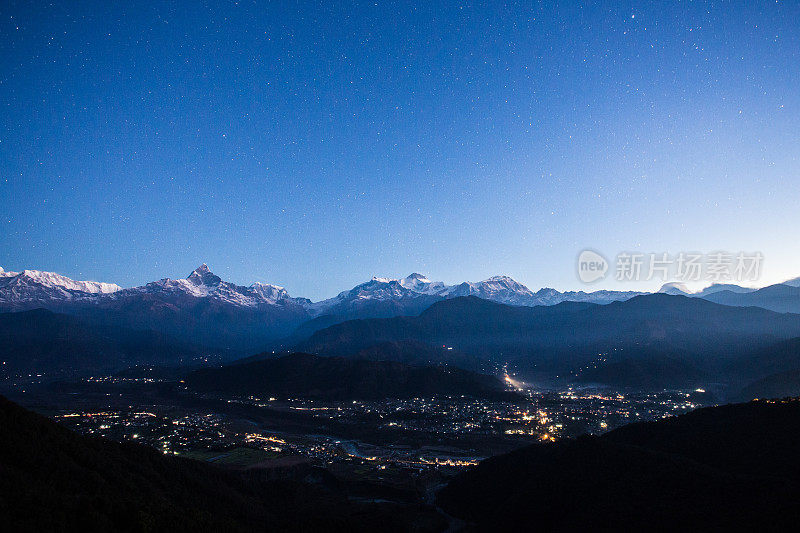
[737,370,800,401]
[299,294,800,375]
[0,395,443,532]
[184,352,516,401]
[5,264,800,354]
[703,283,800,313]
[730,337,800,400]
[437,399,800,531]
[0,266,651,348]
[307,273,644,322]
[349,340,486,371]
[0,309,215,379]
[0,269,121,310]
[0,265,313,351]
[574,352,707,389]
[727,337,800,382]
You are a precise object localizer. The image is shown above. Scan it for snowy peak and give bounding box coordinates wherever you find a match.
[439,275,536,305]
[659,282,692,295]
[13,269,121,294]
[331,273,451,302]
[399,273,446,294]
[532,287,564,305]
[5,263,793,316]
[350,277,408,299]
[694,283,757,297]
[479,275,534,294]
[484,275,515,282]
[657,282,756,298]
[401,272,430,287]
[535,287,561,297]
[308,274,442,316]
[187,264,222,287]
[0,268,122,308]
[128,265,302,308]
[249,282,290,303]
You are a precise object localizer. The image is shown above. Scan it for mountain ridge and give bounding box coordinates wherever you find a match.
[298,294,800,378]
[0,394,444,532]
[184,352,517,401]
[5,263,800,352]
[0,263,667,312]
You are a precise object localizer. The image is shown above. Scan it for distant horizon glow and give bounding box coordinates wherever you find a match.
[2,1,799,300]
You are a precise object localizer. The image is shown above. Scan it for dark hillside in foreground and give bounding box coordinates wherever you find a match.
[0,395,444,532]
[184,352,516,401]
[437,399,800,531]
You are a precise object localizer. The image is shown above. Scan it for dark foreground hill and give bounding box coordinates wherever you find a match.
[184,352,516,401]
[437,399,800,531]
[0,395,443,532]
[0,309,218,379]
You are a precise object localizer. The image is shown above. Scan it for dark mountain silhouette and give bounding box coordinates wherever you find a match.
[737,370,800,401]
[289,313,349,340]
[437,399,800,531]
[703,283,800,313]
[222,339,486,371]
[574,352,707,389]
[727,337,800,382]
[731,338,800,400]
[0,309,216,379]
[299,294,800,376]
[575,336,800,394]
[350,340,486,371]
[298,297,593,361]
[8,294,800,392]
[0,395,444,532]
[78,293,309,352]
[184,352,516,401]
[0,265,313,352]
[284,306,440,347]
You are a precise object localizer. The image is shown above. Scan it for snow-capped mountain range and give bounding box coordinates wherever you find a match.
[0,264,305,310]
[658,281,757,297]
[2,263,783,314]
[307,272,648,316]
[0,267,122,305]
[4,263,800,352]
[115,264,308,308]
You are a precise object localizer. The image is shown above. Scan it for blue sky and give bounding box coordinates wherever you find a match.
[1,1,798,299]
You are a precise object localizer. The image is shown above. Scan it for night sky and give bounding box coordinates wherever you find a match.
[1,1,798,299]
